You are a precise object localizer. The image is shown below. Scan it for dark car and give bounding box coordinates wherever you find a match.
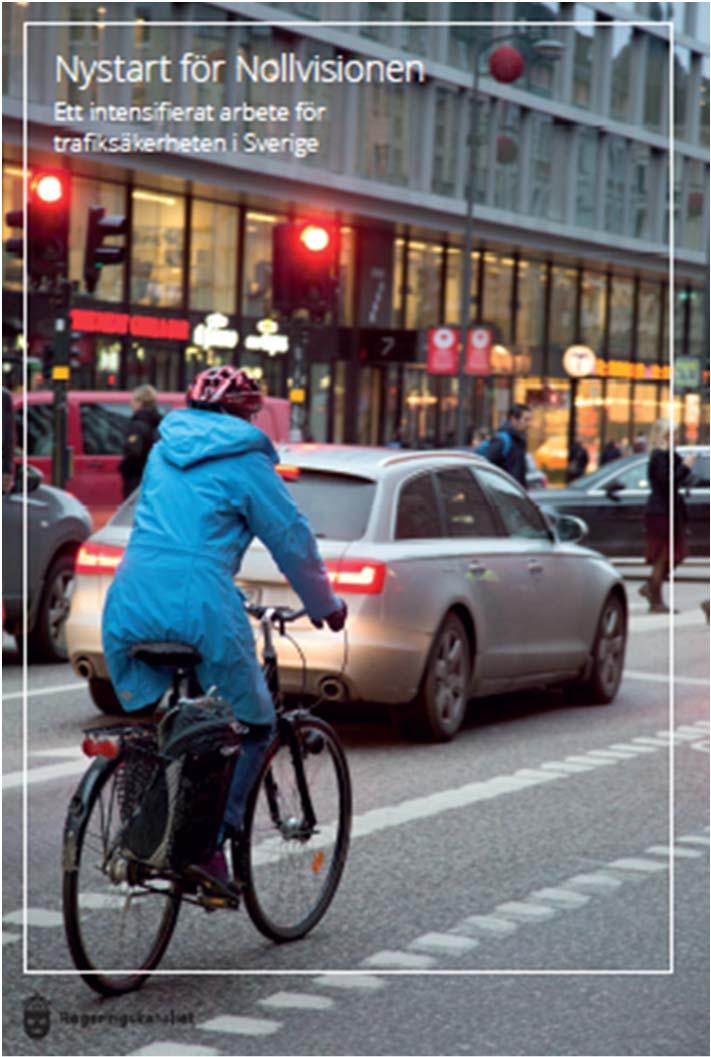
[3,464,92,661]
[535,446,710,558]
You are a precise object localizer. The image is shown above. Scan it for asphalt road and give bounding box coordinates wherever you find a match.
[2,579,709,1057]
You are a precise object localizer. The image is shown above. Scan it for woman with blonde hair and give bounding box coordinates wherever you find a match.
[639,419,696,613]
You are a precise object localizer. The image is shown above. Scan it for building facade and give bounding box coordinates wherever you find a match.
[3,1,709,470]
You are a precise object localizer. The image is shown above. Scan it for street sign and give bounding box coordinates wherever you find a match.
[674,356,701,391]
[358,328,417,364]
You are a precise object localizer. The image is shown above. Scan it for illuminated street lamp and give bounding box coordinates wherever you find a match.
[454,35,565,446]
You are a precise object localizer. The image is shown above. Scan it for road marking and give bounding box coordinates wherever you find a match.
[584,748,641,759]
[314,974,385,991]
[259,992,334,1011]
[454,915,518,937]
[362,950,437,970]
[608,857,669,874]
[128,1046,220,1057]
[408,932,479,955]
[199,1015,282,1037]
[540,761,592,773]
[494,901,558,922]
[677,835,710,846]
[644,844,703,859]
[624,670,710,686]
[2,932,20,945]
[3,908,63,927]
[565,872,624,892]
[2,682,85,702]
[529,888,591,909]
[31,747,85,759]
[631,736,675,748]
[608,742,658,754]
[566,755,617,767]
[3,759,87,790]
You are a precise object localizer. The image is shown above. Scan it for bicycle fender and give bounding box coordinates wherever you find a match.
[62,758,113,873]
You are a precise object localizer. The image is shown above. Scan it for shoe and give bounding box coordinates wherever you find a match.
[648,603,679,614]
[701,600,710,624]
[184,849,241,905]
[638,583,652,602]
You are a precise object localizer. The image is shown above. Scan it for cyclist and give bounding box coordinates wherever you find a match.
[102,366,346,895]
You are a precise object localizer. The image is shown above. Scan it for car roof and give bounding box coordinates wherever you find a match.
[276,444,485,480]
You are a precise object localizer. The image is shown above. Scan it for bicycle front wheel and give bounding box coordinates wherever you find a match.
[63,755,182,996]
[237,715,352,942]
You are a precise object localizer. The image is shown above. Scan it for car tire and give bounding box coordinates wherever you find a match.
[88,677,159,718]
[410,612,471,742]
[575,592,626,705]
[26,553,75,663]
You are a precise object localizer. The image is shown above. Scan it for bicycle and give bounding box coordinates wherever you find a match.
[62,605,352,997]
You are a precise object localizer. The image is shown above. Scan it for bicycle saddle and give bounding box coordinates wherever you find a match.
[128,642,203,669]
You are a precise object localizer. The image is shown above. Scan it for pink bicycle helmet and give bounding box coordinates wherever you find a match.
[187,366,263,417]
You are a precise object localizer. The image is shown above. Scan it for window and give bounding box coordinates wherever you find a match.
[603,460,649,491]
[644,35,667,132]
[629,143,653,240]
[436,468,498,538]
[638,281,662,362]
[550,266,578,353]
[283,472,375,541]
[580,271,606,354]
[689,454,709,487]
[570,5,596,109]
[2,165,23,290]
[674,47,691,138]
[432,88,461,198]
[610,25,634,121]
[395,474,443,540]
[448,5,495,69]
[80,404,133,455]
[190,200,238,314]
[684,160,707,252]
[700,57,710,147]
[608,277,634,359]
[517,260,547,369]
[132,4,174,110]
[493,103,522,212]
[604,135,627,233]
[18,406,54,457]
[476,469,551,539]
[575,128,598,228]
[131,189,185,307]
[405,243,442,329]
[358,82,416,187]
[187,8,228,114]
[483,253,514,346]
[530,114,568,222]
[242,211,280,318]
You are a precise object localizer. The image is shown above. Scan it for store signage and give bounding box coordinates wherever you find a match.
[70,308,190,341]
[244,318,289,356]
[426,326,492,375]
[359,328,417,364]
[562,344,596,378]
[595,360,671,381]
[192,312,239,351]
[673,357,701,391]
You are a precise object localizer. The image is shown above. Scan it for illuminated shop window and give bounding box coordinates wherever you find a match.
[483,253,514,345]
[242,211,280,318]
[608,276,634,359]
[190,200,238,314]
[405,242,442,329]
[131,189,185,308]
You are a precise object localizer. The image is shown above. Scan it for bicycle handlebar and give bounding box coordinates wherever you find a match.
[244,603,307,624]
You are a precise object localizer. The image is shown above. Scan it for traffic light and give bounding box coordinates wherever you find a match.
[4,169,70,284]
[84,205,128,294]
[272,220,339,316]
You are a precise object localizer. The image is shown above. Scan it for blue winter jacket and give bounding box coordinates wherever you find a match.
[102,409,339,724]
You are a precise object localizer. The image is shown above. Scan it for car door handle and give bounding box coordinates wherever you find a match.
[528,559,543,574]
[467,561,488,578]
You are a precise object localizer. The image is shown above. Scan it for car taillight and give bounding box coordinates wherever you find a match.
[76,542,124,575]
[325,558,386,595]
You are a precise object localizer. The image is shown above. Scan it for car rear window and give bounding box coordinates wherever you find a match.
[109,470,375,541]
[283,471,375,540]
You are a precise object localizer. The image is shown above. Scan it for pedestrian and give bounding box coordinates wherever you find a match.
[632,431,648,454]
[118,384,162,499]
[484,403,532,488]
[566,437,589,482]
[2,386,15,495]
[600,439,623,465]
[639,418,695,614]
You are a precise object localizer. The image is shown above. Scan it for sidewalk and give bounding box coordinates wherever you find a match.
[613,557,709,583]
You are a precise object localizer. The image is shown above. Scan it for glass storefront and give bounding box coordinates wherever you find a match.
[190,200,238,314]
[131,189,185,307]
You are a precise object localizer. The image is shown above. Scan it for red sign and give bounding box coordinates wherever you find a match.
[427,326,492,375]
[427,327,459,374]
[70,308,190,341]
[465,326,492,374]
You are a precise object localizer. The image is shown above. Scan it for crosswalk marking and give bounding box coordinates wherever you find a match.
[259,992,334,1011]
[198,1015,282,1037]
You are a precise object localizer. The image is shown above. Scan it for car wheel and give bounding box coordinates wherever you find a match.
[411,612,471,742]
[577,593,626,704]
[88,677,160,718]
[27,553,75,663]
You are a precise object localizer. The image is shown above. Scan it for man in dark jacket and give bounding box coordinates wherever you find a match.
[119,384,162,499]
[485,403,532,488]
[566,437,589,482]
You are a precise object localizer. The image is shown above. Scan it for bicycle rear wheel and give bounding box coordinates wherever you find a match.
[237,715,352,942]
[63,755,182,996]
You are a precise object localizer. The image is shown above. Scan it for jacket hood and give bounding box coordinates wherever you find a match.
[158,408,278,469]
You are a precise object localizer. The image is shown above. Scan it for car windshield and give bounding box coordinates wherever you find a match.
[109,470,375,541]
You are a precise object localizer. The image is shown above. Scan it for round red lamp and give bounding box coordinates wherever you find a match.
[489,45,525,84]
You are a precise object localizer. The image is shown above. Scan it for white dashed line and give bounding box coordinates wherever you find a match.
[128,1045,220,1057]
[2,932,20,945]
[528,887,591,909]
[314,974,386,991]
[494,901,558,922]
[585,749,640,760]
[631,736,676,748]
[566,755,617,767]
[408,932,479,955]
[608,743,658,754]
[608,857,669,874]
[540,761,592,773]
[644,845,703,859]
[198,1015,282,1037]
[454,915,518,937]
[362,950,437,970]
[3,759,87,790]
[677,835,710,846]
[3,908,62,927]
[259,992,334,1011]
[565,872,624,892]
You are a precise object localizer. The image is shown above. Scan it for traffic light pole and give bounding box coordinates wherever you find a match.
[51,280,72,489]
[288,315,308,440]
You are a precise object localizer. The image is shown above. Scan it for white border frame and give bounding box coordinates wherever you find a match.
[19,13,677,979]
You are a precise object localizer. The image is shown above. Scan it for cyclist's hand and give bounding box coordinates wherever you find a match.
[325,599,347,633]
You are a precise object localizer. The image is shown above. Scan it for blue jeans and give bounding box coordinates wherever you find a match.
[221,722,274,836]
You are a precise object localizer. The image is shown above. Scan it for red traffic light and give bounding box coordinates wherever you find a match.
[299,224,330,253]
[30,170,68,205]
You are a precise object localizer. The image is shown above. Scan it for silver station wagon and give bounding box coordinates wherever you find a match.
[67,446,628,742]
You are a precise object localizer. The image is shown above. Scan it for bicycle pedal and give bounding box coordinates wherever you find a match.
[199,893,240,911]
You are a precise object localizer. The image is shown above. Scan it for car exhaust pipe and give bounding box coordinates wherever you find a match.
[74,657,94,680]
[319,677,347,702]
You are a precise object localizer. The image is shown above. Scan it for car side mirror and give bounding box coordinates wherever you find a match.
[555,514,588,544]
[13,463,44,494]
[604,479,624,500]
